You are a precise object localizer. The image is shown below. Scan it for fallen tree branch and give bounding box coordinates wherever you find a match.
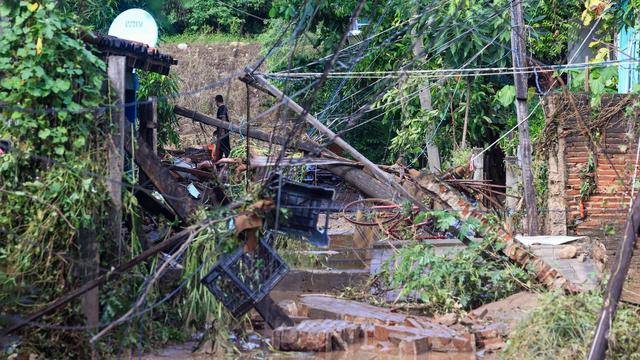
[0,218,225,337]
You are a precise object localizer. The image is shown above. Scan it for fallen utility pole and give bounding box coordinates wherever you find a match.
[588,193,640,359]
[241,70,428,211]
[509,0,539,235]
[0,225,196,336]
[175,105,395,199]
[175,105,320,153]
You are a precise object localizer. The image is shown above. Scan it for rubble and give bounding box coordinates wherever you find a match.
[558,245,578,259]
[272,319,362,352]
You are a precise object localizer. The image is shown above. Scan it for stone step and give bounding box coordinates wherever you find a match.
[270,269,369,303]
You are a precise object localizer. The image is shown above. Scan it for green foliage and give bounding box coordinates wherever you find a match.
[167,0,271,34]
[0,1,110,357]
[503,290,640,359]
[526,0,583,63]
[566,66,618,107]
[375,212,533,313]
[377,236,534,314]
[57,0,118,32]
[162,32,256,45]
[136,71,181,147]
[579,153,597,201]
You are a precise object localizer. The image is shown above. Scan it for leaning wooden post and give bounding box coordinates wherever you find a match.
[243,70,429,211]
[588,193,640,359]
[107,56,125,257]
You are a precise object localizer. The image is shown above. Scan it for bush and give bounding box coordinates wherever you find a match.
[503,290,640,359]
[376,237,534,314]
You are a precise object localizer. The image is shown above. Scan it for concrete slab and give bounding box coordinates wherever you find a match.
[270,269,369,302]
[530,245,601,290]
[516,235,585,246]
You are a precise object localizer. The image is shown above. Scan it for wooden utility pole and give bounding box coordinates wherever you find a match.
[411,33,441,172]
[509,0,539,235]
[244,70,429,211]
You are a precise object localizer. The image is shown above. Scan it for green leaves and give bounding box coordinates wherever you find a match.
[496,85,516,108]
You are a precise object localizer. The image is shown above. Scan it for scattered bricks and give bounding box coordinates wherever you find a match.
[272,319,362,352]
[389,334,431,356]
[278,299,308,318]
[472,323,508,351]
[558,245,578,259]
[467,308,488,321]
[434,313,458,326]
[374,324,475,353]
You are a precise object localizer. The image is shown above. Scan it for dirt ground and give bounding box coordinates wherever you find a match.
[469,291,540,330]
[161,41,277,148]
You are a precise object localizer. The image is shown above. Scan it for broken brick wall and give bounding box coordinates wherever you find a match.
[544,93,640,302]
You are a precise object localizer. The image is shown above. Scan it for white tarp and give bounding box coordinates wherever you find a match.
[515,235,584,246]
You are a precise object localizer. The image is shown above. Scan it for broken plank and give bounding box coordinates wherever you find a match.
[125,133,197,223]
[320,164,395,200]
[167,165,215,179]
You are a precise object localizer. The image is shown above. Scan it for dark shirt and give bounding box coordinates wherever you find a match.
[216,104,229,122]
[216,104,229,137]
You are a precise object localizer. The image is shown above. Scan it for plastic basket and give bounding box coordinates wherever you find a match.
[269,175,335,247]
[201,232,289,318]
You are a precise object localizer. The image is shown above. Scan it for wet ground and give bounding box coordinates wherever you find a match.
[139,341,496,360]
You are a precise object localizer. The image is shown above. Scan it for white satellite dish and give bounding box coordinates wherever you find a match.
[108,9,158,48]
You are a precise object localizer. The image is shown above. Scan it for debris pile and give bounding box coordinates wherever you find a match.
[268,295,535,356]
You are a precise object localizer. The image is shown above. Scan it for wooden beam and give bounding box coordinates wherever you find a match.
[242,70,427,210]
[139,97,158,154]
[174,107,398,201]
[174,105,320,153]
[125,132,197,222]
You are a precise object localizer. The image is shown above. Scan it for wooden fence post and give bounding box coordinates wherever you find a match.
[107,56,125,255]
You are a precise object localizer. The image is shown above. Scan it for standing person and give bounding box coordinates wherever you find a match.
[214,94,231,160]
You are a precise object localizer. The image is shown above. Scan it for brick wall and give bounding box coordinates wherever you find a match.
[544,93,640,301]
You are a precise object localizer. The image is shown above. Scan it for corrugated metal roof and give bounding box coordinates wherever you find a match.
[84,33,177,75]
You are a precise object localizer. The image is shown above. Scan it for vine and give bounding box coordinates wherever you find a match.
[0,1,110,357]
